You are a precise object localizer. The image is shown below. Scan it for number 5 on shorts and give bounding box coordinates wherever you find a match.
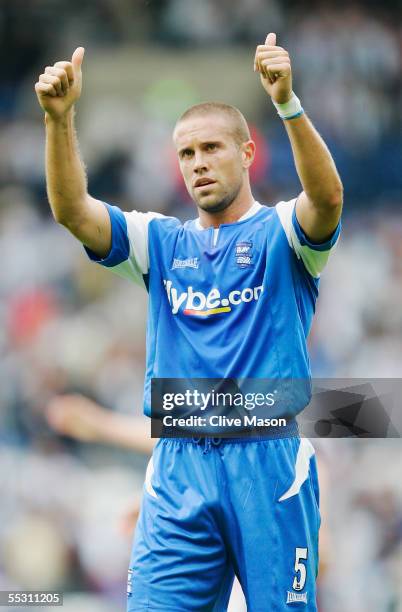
[293,547,308,591]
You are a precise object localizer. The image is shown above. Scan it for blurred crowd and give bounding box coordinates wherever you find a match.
[0,0,401,207]
[1,0,401,610]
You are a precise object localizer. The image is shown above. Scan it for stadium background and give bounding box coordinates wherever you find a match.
[1,0,401,610]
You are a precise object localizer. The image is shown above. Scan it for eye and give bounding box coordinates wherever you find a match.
[181,149,193,159]
[206,143,217,151]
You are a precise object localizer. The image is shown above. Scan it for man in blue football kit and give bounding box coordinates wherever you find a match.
[36,31,343,611]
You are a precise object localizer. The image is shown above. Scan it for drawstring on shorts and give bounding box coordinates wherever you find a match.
[192,437,223,454]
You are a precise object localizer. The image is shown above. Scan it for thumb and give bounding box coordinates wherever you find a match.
[265,32,277,46]
[72,47,85,72]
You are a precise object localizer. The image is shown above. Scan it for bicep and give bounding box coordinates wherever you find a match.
[296,191,342,244]
[66,195,112,258]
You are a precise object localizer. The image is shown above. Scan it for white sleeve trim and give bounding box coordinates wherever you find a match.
[275,199,339,278]
[124,210,165,279]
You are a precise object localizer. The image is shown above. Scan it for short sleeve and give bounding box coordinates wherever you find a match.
[84,202,164,288]
[275,198,341,278]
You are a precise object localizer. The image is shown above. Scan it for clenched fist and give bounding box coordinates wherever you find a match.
[35,47,85,120]
[254,33,292,104]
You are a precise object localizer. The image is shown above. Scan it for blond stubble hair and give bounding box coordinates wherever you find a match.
[174,102,251,146]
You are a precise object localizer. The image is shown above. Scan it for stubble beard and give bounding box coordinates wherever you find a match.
[194,182,242,215]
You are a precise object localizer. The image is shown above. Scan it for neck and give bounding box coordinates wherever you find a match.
[197,182,255,229]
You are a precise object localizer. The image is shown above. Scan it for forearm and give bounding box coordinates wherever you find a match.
[45,109,88,227]
[96,412,156,454]
[283,113,343,209]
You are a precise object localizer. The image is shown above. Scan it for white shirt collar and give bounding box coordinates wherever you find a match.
[195,201,262,230]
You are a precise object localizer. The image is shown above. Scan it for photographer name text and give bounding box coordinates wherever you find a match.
[162,415,286,428]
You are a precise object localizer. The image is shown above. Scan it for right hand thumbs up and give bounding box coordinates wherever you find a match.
[72,47,85,77]
[35,47,85,120]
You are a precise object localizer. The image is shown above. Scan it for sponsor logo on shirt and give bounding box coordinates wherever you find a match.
[171,257,199,270]
[163,280,264,316]
[235,241,253,268]
[286,591,308,605]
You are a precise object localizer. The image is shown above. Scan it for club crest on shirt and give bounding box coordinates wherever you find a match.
[235,241,253,268]
[171,257,199,270]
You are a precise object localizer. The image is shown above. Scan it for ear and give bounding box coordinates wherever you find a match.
[241,140,256,169]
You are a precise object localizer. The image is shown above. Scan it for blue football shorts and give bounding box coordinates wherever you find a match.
[127,429,320,611]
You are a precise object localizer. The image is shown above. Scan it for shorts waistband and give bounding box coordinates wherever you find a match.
[160,418,299,443]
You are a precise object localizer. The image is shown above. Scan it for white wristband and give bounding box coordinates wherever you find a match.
[272,92,304,120]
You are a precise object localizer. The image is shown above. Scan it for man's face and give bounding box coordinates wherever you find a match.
[174,114,251,213]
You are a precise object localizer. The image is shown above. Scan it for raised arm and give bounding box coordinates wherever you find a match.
[35,47,111,257]
[255,33,343,243]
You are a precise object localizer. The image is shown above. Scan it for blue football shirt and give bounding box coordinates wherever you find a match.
[85,199,340,417]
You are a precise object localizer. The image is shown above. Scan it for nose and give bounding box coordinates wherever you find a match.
[193,150,208,174]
